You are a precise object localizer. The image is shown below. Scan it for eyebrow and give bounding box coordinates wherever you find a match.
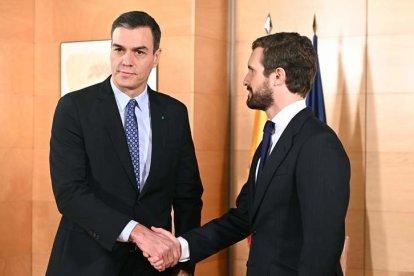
[112,43,149,52]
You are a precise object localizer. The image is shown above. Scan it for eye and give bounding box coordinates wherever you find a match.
[113,47,124,54]
[135,49,146,55]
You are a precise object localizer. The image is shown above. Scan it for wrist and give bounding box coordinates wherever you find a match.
[130,224,146,243]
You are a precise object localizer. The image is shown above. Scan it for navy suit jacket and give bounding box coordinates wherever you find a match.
[47,77,203,276]
[182,108,350,276]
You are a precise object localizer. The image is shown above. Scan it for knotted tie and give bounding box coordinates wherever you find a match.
[125,99,140,190]
[258,120,275,175]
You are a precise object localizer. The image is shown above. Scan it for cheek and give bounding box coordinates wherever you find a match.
[249,77,259,88]
[110,56,118,69]
[252,75,265,85]
[137,61,155,73]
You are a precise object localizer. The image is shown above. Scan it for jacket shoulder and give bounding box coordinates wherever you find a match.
[150,90,188,111]
[63,80,109,101]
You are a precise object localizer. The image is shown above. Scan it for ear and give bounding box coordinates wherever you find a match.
[270,67,287,86]
[272,67,286,85]
[152,48,162,68]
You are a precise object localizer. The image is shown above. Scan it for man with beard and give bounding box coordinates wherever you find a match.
[149,32,350,276]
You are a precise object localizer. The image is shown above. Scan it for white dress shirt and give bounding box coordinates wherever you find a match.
[110,78,152,242]
[255,99,307,180]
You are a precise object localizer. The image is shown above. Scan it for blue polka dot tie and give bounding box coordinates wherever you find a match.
[125,99,140,190]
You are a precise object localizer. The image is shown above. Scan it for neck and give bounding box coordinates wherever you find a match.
[265,91,303,119]
[122,86,146,98]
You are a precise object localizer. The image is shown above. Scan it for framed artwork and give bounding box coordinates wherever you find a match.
[60,39,157,97]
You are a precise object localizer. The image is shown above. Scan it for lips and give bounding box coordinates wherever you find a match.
[118,70,136,75]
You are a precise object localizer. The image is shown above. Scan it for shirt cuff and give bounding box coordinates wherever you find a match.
[177,236,190,262]
[117,220,138,242]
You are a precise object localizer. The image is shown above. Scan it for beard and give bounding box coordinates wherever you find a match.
[246,80,274,111]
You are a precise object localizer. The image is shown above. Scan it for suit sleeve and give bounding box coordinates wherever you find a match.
[296,131,350,275]
[172,106,203,234]
[171,105,204,272]
[181,180,251,264]
[50,95,131,251]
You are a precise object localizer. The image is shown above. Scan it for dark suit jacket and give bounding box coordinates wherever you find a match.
[182,108,350,276]
[47,77,203,276]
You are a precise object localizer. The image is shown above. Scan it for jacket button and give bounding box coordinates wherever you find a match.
[252,230,257,236]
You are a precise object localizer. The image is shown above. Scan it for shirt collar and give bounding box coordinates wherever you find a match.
[110,77,149,112]
[270,99,306,129]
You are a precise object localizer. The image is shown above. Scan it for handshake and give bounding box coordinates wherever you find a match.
[129,224,185,273]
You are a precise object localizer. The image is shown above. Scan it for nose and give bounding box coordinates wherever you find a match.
[243,74,249,86]
[122,51,133,66]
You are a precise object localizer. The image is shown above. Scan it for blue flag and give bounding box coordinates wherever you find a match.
[306,34,326,123]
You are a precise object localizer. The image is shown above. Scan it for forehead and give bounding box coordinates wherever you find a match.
[112,27,154,50]
[248,47,264,68]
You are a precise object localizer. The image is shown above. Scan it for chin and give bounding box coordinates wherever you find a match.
[115,78,134,87]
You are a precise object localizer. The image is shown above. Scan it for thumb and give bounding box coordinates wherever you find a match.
[151,226,171,237]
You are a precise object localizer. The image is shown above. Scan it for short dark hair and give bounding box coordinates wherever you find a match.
[111,11,161,53]
[252,32,316,97]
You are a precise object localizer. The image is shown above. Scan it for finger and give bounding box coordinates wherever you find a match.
[159,233,180,264]
[159,247,170,268]
[163,249,173,268]
[156,260,164,269]
[167,249,175,267]
[151,226,173,239]
[153,263,164,271]
[148,255,161,264]
[153,259,165,272]
[157,240,174,267]
[149,258,165,272]
[154,263,165,272]
[169,242,179,266]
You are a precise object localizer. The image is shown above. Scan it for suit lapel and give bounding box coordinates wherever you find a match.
[250,108,313,221]
[97,78,139,192]
[248,147,261,222]
[139,88,168,195]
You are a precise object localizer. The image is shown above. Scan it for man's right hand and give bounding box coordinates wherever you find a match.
[147,227,183,271]
[129,224,180,271]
